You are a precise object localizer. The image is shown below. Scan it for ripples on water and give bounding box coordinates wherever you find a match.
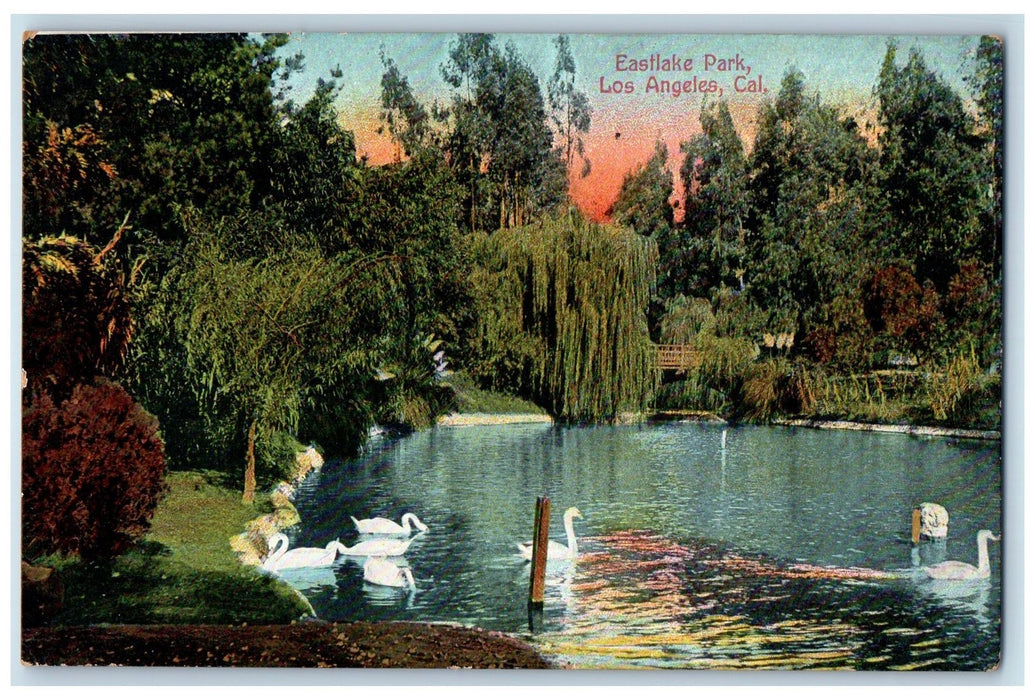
[284,424,1001,671]
[534,531,1000,670]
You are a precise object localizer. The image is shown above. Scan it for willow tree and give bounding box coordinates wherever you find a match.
[468,215,659,421]
[169,219,405,502]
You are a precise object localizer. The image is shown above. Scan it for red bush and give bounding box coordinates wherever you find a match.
[800,327,838,364]
[22,379,167,560]
[863,264,942,355]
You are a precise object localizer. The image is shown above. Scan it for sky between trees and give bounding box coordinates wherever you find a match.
[275,32,981,219]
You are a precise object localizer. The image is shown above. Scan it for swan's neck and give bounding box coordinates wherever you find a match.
[564,513,578,556]
[977,536,992,574]
[267,534,287,563]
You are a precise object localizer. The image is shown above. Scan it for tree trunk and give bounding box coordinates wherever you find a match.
[500,172,507,230]
[243,419,257,504]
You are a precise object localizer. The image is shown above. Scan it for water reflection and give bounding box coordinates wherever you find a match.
[919,578,995,627]
[274,565,338,594]
[536,530,999,670]
[290,424,1000,670]
[910,539,949,567]
[362,581,418,608]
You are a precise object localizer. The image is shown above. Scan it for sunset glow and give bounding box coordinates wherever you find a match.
[295,33,977,223]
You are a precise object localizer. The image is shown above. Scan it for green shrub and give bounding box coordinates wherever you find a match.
[927,347,1000,426]
[740,359,786,422]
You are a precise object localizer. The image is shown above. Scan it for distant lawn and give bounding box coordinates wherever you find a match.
[448,372,549,415]
[38,471,310,626]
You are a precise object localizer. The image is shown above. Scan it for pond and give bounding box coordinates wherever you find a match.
[283,423,1001,671]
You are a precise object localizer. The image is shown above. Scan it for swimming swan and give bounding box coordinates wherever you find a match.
[923,529,1000,580]
[336,537,416,557]
[351,512,429,536]
[517,506,583,561]
[363,556,417,588]
[262,533,339,572]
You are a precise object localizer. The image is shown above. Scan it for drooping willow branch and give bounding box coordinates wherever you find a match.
[471,216,659,421]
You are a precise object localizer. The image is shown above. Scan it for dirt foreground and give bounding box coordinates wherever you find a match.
[22,620,554,669]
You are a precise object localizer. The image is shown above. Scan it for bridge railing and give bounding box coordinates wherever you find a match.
[655,344,702,371]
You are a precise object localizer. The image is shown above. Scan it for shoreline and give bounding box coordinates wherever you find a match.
[773,418,1000,442]
[436,410,998,442]
[220,446,555,668]
[437,412,553,427]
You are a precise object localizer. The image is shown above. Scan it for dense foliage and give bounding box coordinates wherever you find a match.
[21,30,1003,536]
[23,33,287,250]
[645,41,1002,427]
[467,215,659,421]
[23,233,134,394]
[22,234,167,560]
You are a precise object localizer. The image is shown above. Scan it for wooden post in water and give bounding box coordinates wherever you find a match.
[527,496,551,631]
[911,507,922,545]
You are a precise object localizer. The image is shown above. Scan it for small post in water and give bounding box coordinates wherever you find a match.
[911,507,922,546]
[527,496,551,631]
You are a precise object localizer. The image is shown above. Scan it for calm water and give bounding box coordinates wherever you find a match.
[283,423,1001,670]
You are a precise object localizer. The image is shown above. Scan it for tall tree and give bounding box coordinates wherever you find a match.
[609,140,675,335]
[268,78,361,253]
[490,43,567,228]
[379,48,434,159]
[610,140,674,239]
[676,100,750,299]
[876,42,989,291]
[440,34,566,231]
[547,34,592,180]
[441,33,499,231]
[744,69,881,361]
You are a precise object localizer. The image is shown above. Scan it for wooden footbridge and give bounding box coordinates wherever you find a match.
[655,344,702,372]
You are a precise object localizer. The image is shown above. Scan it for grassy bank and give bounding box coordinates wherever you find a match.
[33,471,310,626]
[448,372,549,416]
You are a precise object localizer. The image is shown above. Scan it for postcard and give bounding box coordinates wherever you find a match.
[18,24,1006,675]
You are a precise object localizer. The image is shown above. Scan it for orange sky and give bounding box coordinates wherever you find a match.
[309,33,972,224]
[568,100,765,222]
[344,99,769,223]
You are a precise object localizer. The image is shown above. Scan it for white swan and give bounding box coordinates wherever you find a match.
[923,529,1000,580]
[350,512,429,536]
[363,556,417,588]
[336,537,416,557]
[262,533,339,572]
[517,506,583,561]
